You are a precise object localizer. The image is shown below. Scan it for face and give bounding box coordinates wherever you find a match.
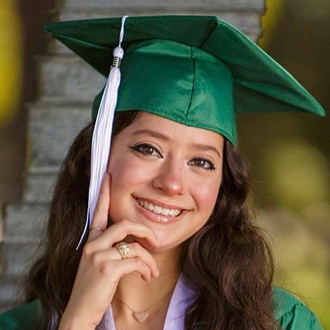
[107,112,224,253]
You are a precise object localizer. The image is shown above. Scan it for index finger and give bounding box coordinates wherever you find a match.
[88,173,111,241]
[88,220,160,251]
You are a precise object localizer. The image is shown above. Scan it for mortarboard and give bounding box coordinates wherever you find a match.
[44,15,325,145]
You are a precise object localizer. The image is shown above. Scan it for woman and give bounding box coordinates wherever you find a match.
[0,16,325,330]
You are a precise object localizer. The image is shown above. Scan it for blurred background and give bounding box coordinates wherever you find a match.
[0,0,329,327]
[0,0,53,203]
[240,0,330,327]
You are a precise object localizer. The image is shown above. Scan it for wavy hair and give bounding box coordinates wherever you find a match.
[24,111,277,330]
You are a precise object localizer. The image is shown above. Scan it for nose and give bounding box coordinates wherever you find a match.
[152,158,187,196]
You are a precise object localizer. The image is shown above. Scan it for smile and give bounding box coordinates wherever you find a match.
[137,199,182,217]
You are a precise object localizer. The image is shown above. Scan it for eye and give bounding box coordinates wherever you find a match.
[131,143,162,158]
[188,157,215,171]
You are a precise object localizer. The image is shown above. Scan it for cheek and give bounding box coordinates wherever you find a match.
[109,161,135,187]
[107,154,154,197]
[193,177,221,214]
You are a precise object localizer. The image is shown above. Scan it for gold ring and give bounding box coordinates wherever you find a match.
[90,227,104,232]
[116,242,130,260]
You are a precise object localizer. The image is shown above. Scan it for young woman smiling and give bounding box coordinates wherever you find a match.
[0,16,325,330]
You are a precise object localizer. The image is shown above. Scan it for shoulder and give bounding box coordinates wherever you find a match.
[272,287,324,330]
[0,300,42,330]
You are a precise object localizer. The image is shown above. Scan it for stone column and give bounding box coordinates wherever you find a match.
[0,0,265,312]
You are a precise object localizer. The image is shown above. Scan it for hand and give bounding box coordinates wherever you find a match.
[59,173,159,330]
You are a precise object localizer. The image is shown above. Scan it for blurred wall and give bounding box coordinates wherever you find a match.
[0,0,54,204]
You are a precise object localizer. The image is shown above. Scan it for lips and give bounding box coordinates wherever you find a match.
[137,198,182,217]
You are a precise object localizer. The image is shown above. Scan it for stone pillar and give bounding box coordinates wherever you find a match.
[0,0,265,312]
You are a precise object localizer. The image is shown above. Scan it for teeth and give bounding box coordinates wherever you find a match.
[153,206,162,214]
[137,199,181,217]
[162,208,170,216]
[169,209,177,216]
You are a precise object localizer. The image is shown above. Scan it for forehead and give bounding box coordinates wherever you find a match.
[118,111,224,150]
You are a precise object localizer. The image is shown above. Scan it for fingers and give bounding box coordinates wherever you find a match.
[83,220,160,280]
[119,258,153,281]
[88,242,159,280]
[87,220,159,252]
[115,242,159,277]
[91,255,153,282]
[88,173,111,242]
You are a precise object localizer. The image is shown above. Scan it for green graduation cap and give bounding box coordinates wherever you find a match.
[44,15,325,145]
[44,15,325,247]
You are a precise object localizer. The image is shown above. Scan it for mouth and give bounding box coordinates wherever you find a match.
[136,198,182,217]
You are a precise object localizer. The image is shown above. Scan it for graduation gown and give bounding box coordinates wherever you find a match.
[0,277,324,330]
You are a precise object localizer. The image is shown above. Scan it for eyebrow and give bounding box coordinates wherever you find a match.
[190,143,222,159]
[131,129,222,159]
[131,129,170,141]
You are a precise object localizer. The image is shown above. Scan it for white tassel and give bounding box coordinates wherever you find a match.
[77,16,128,249]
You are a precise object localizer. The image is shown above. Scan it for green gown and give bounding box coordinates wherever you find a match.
[0,287,324,330]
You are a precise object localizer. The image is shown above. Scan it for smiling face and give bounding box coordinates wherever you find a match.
[107,112,224,254]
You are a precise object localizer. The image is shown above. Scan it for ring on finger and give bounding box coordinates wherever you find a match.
[116,242,130,260]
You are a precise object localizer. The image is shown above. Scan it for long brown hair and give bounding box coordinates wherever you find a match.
[24,111,277,330]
